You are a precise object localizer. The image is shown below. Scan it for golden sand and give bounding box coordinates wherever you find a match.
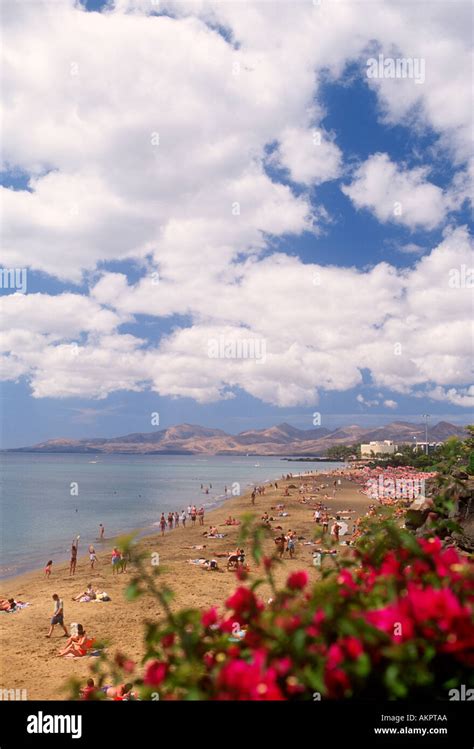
[0,472,370,700]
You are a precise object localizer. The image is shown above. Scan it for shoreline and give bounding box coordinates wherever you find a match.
[0,463,342,582]
[0,468,369,700]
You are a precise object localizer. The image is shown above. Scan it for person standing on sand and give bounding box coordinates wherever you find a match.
[275,535,285,559]
[44,560,53,578]
[69,538,79,576]
[331,521,341,543]
[160,513,167,536]
[322,513,329,535]
[167,511,174,530]
[46,594,68,638]
[174,511,180,528]
[180,510,186,528]
[89,545,97,570]
[111,547,121,574]
[251,490,256,505]
[191,506,197,526]
[198,506,205,526]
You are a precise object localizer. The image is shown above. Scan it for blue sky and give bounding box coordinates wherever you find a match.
[1,0,472,447]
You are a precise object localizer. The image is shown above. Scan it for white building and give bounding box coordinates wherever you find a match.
[360,440,397,458]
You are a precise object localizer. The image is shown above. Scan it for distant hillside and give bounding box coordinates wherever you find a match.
[8,421,469,456]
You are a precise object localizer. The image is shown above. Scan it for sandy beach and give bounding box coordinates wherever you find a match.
[0,471,371,700]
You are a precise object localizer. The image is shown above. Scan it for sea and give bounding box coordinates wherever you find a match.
[0,453,340,579]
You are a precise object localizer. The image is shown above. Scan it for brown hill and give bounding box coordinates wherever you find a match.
[9,421,468,456]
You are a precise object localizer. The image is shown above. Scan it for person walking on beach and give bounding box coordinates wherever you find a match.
[46,594,68,638]
[191,506,197,527]
[180,510,186,528]
[69,538,79,576]
[89,545,97,570]
[167,511,174,530]
[198,506,205,526]
[187,505,192,517]
[174,511,180,528]
[275,535,285,559]
[99,523,105,540]
[160,513,167,536]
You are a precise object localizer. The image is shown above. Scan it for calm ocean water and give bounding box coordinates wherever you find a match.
[0,453,339,579]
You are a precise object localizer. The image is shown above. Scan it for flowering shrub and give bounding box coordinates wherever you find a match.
[74,516,473,701]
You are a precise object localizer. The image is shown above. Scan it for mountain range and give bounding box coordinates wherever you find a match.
[8,421,469,456]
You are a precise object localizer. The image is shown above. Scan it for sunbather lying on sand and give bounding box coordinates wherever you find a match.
[187,558,220,570]
[182,545,207,550]
[0,598,17,611]
[106,683,136,700]
[0,598,28,612]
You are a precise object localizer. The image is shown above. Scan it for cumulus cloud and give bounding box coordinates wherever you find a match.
[1,0,473,411]
[270,126,343,186]
[1,228,472,406]
[342,153,449,230]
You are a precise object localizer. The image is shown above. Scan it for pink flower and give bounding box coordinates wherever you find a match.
[161,633,175,648]
[327,643,344,669]
[337,569,357,590]
[201,607,219,628]
[144,661,168,686]
[324,665,350,698]
[225,587,263,618]
[216,652,284,701]
[366,601,414,642]
[406,584,467,631]
[380,552,402,578]
[287,571,308,590]
[342,636,363,660]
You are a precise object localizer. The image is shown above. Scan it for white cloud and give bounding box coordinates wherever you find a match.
[356,394,380,408]
[384,399,398,409]
[425,386,474,409]
[0,0,473,411]
[270,126,343,186]
[342,153,448,230]
[1,228,472,407]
